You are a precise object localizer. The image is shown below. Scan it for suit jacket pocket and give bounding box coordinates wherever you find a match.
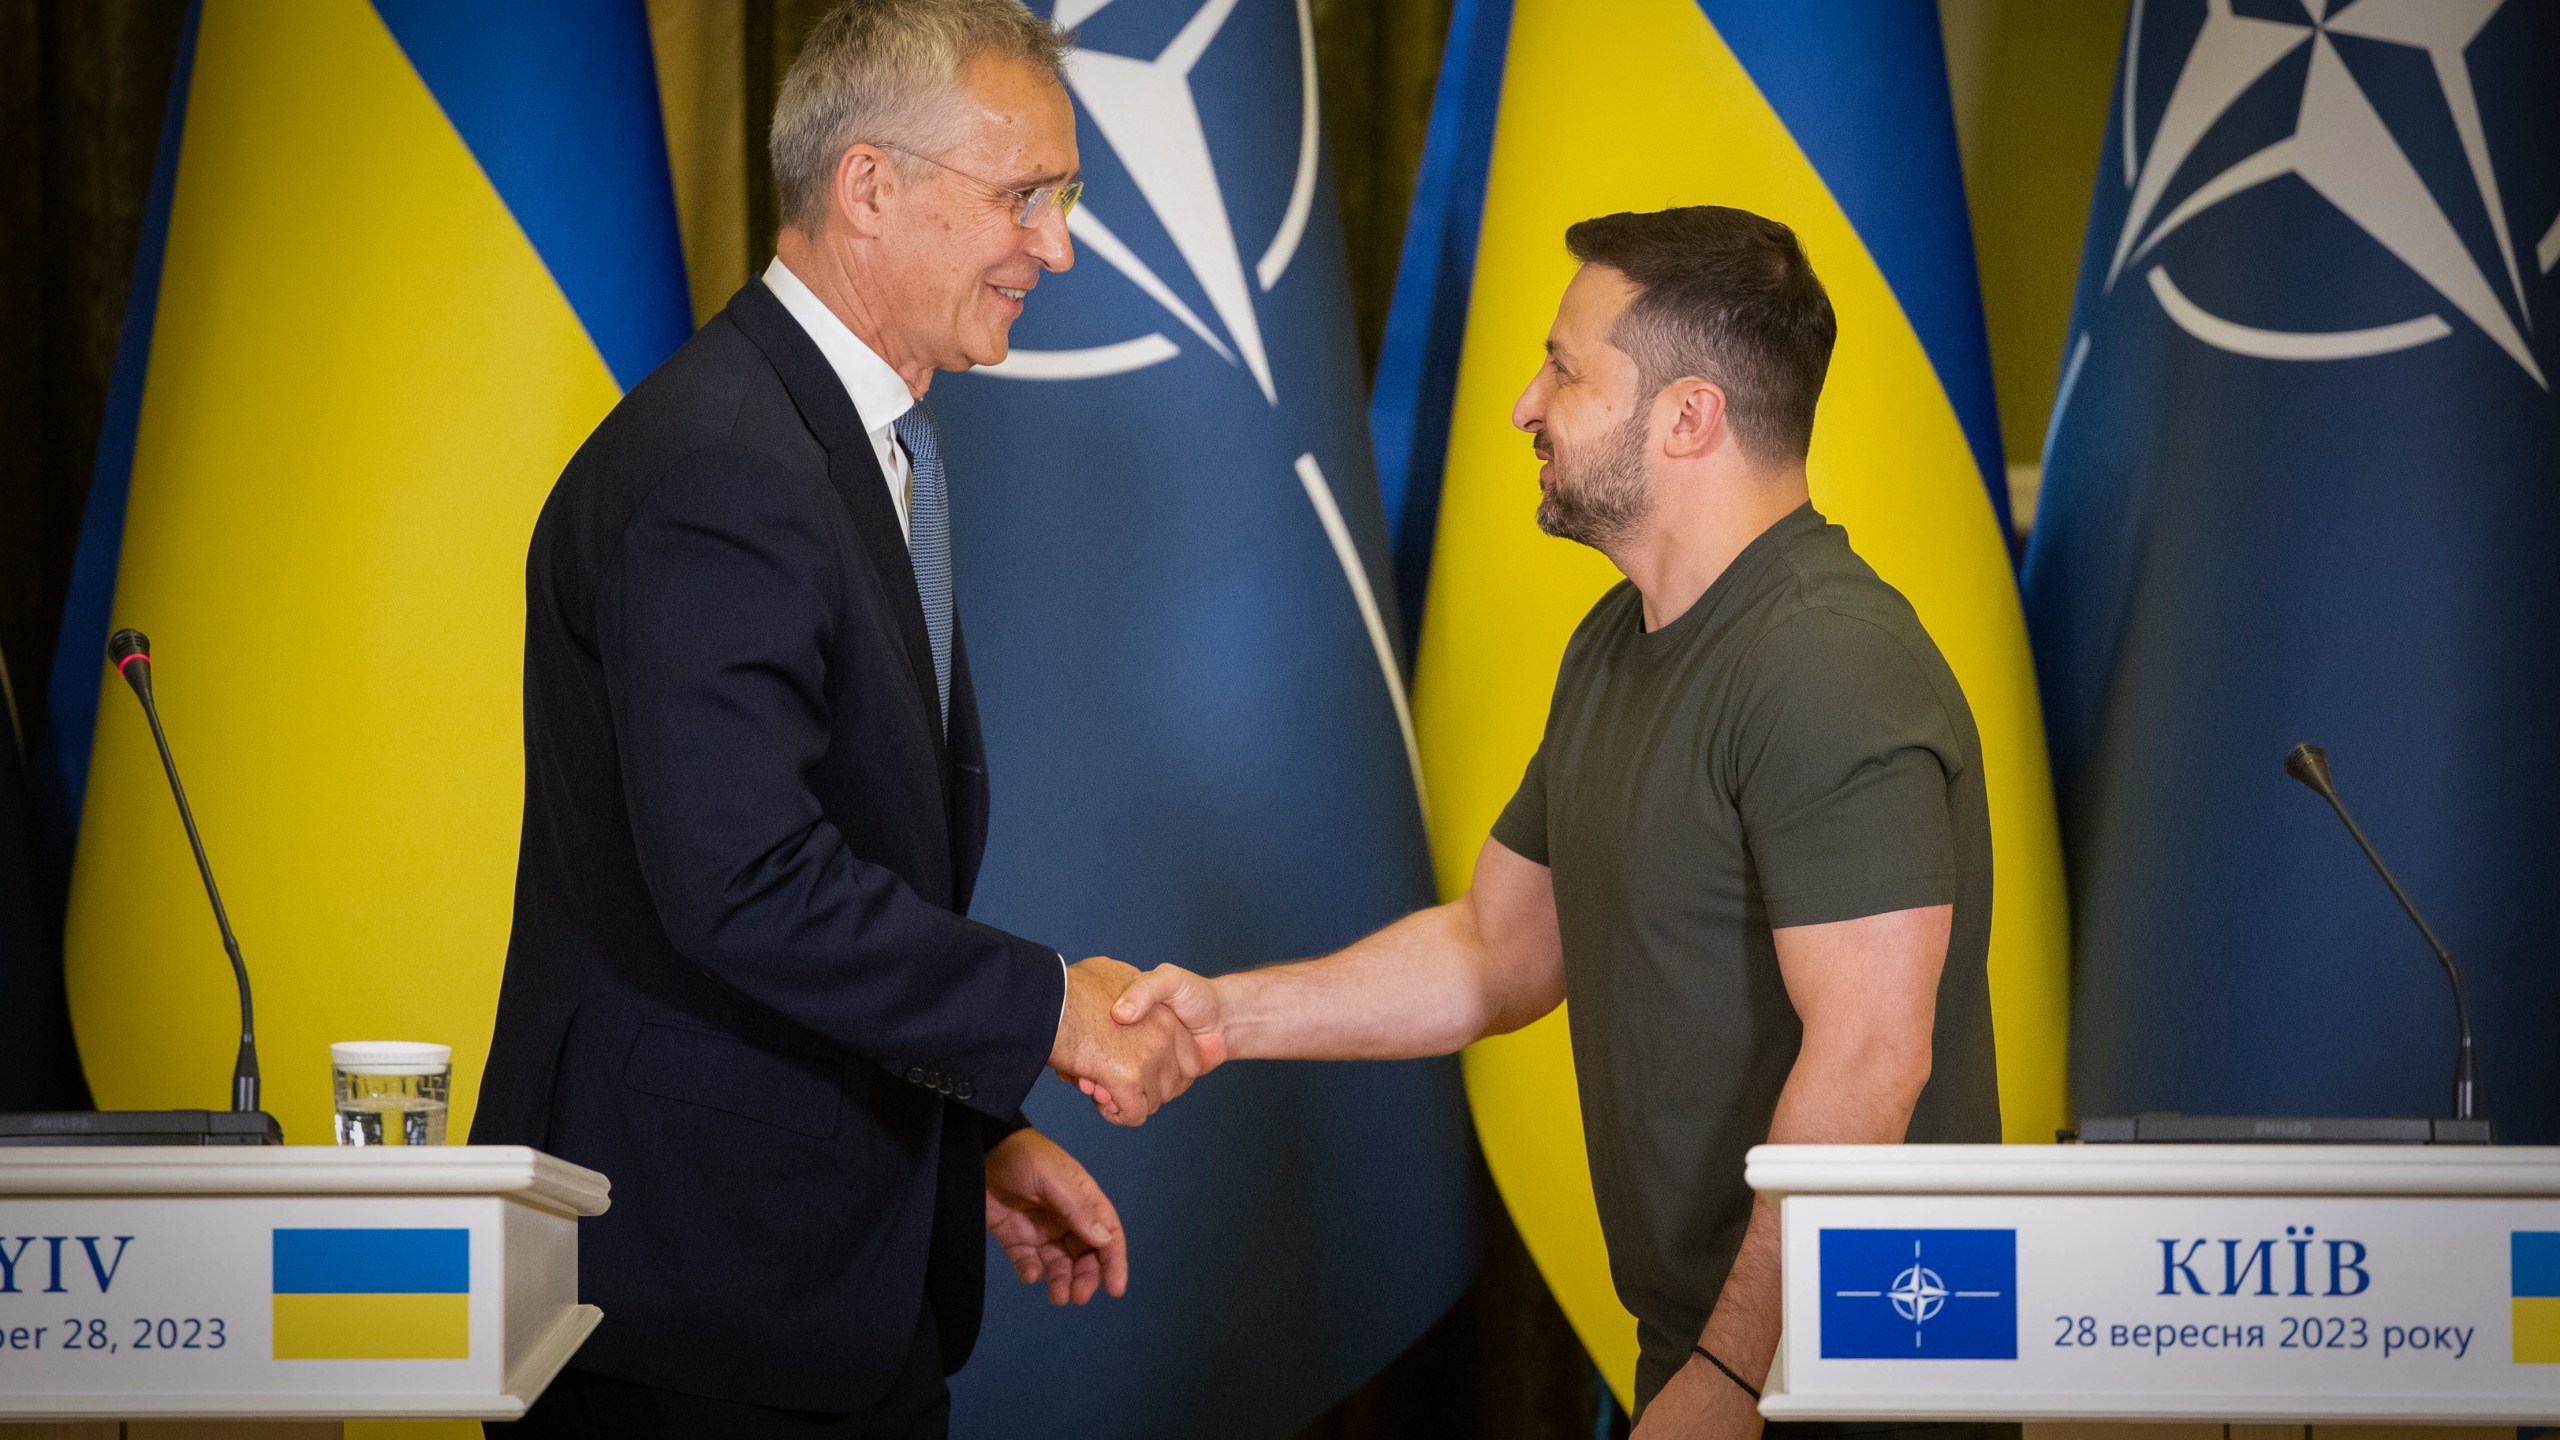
[622,1021,842,1139]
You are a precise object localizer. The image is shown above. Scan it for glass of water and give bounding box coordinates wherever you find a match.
[331,1041,451,1146]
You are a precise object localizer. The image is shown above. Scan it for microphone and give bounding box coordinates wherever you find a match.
[107,629,262,1115]
[2284,741,2477,1124]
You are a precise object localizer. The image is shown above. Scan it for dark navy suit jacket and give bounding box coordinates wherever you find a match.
[473,280,1067,1412]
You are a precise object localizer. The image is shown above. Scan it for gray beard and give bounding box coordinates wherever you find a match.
[1536,411,1654,549]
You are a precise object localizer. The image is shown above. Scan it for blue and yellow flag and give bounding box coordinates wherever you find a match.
[272,1227,470,1361]
[2023,0,2558,1143]
[52,0,689,1157]
[2516,1233,2560,1365]
[1379,0,2072,1404]
[2516,1233,2560,1364]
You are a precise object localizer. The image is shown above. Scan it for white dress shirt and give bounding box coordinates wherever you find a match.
[760,257,1071,1043]
[762,256,914,539]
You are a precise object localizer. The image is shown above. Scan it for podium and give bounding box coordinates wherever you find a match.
[0,1146,607,1426]
[1750,1143,2560,1425]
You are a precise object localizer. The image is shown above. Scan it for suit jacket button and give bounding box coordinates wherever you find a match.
[955,1081,974,1101]
[906,1066,927,1085]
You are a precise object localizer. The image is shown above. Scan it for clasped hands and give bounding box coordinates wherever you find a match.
[1046,958,1225,1125]
[988,957,1213,1313]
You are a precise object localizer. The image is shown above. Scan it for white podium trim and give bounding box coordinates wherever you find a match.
[1747,1142,2560,1198]
[0,1146,609,1218]
[500,1304,606,1418]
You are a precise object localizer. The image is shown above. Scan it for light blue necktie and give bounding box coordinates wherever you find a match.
[891,403,953,730]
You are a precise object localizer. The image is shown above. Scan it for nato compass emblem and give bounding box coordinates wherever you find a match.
[1820,1230,2017,1359]
[2080,0,2554,391]
[971,0,1425,808]
[988,0,1320,405]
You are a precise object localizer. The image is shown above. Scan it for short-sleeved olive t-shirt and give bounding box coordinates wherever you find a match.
[1492,502,2000,1408]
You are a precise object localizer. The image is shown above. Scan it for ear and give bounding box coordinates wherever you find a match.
[1660,378,1729,460]
[830,144,895,239]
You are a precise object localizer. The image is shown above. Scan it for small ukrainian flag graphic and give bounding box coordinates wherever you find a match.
[272,1228,469,1360]
[2515,1232,2560,1364]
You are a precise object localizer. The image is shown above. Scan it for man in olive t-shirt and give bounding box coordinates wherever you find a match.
[1493,498,2000,1407]
[1090,207,2007,1440]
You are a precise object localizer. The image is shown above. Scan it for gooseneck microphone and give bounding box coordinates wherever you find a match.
[2284,741,2477,1124]
[107,628,262,1115]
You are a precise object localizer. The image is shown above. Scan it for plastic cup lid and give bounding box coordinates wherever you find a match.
[330,1041,451,1074]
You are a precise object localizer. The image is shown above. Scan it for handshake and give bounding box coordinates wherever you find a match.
[1045,956,1226,1125]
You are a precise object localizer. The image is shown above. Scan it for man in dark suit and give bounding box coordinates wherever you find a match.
[474,4,1197,1435]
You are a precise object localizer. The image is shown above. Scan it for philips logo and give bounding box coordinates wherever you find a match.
[1820,1228,2016,1360]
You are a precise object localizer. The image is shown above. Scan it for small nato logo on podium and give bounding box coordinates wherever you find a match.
[1821,1229,2016,1359]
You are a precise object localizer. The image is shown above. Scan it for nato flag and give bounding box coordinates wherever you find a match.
[1818,1229,2016,1361]
[928,1,1475,1434]
[2023,1,2560,1139]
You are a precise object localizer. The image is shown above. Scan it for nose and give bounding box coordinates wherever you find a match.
[1030,204,1073,272]
[1512,369,1549,434]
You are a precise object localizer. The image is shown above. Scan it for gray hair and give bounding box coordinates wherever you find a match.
[771,0,1070,233]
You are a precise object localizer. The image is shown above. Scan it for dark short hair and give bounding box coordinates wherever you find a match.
[1563,206,1836,464]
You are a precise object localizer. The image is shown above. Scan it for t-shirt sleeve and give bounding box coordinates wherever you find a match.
[1490,743,1552,867]
[1733,608,1964,930]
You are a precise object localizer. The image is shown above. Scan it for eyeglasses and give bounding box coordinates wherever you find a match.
[874,142,1082,228]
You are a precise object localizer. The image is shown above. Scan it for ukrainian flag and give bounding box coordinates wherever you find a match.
[49,0,689,1144]
[1377,0,2072,1404]
[271,1227,470,1360]
[2516,1233,2560,1364]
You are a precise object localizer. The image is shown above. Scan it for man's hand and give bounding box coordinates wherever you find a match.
[1081,963,1227,1115]
[1110,964,1229,1069]
[984,1127,1128,1306]
[1049,956,1202,1125]
[1629,1352,1762,1440]
[1061,838,1566,1118]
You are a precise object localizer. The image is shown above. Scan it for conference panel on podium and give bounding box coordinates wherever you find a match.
[1753,1143,2560,1425]
[0,1147,604,1422]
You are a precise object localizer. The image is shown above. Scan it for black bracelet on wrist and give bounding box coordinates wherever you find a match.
[1692,1343,1761,1401]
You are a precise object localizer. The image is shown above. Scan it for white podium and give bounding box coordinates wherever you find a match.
[0,1146,607,1423]
[1751,1143,2560,1425]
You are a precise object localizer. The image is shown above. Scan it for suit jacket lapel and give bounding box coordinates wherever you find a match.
[724,282,947,765]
